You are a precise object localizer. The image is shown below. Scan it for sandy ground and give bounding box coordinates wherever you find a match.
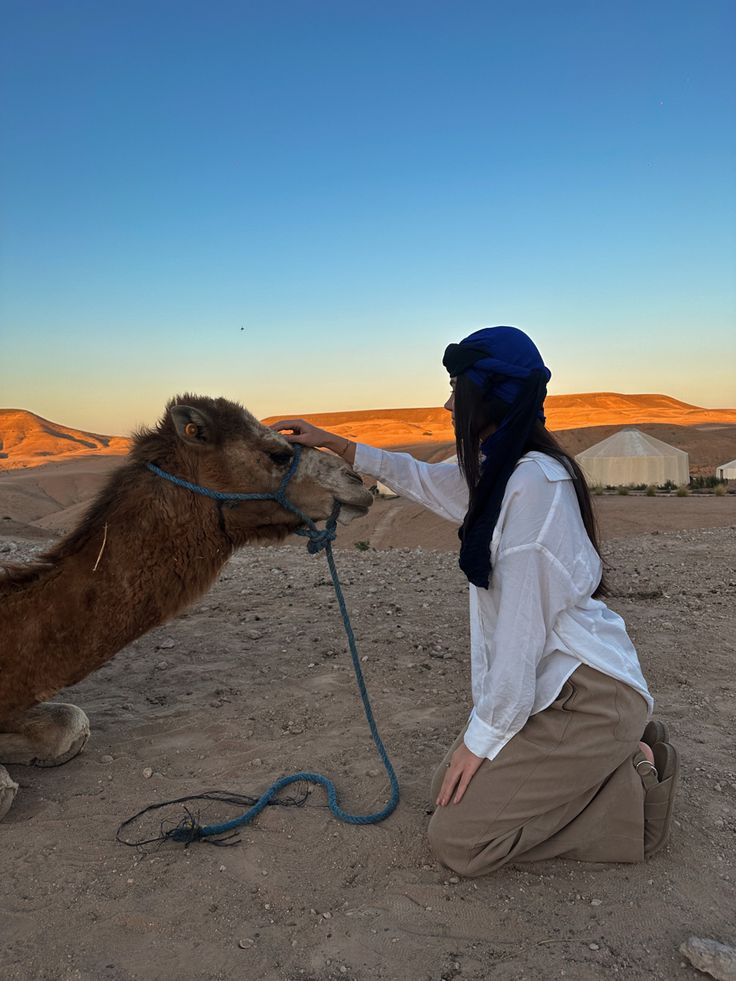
[1,492,735,979]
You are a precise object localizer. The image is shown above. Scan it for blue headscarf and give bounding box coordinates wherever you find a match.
[443,325,551,419]
[442,326,552,588]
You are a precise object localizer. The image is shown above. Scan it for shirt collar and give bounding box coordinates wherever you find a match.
[519,450,573,482]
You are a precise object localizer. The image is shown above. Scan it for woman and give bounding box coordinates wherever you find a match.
[272,325,679,876]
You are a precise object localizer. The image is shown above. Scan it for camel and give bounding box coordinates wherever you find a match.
[0,395,372,821]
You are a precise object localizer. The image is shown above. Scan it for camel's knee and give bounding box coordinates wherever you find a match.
[0,765,19,822]
[0,702,90,767]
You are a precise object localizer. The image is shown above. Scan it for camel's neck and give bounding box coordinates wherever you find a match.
[0,461,233,716]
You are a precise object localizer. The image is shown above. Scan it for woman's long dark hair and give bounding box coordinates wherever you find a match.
[454,373,607,597]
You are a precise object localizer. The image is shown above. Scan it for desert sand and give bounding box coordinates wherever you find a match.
[1,397,735,980]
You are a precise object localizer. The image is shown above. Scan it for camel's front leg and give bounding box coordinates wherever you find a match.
[0,765,18,821]
[0,703,90,767]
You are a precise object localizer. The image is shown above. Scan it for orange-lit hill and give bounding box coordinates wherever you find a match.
[2,394,735,470]
[0,409,130,469]
[264,393,736,447]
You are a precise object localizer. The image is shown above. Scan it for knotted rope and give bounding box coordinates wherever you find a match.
[125,444,399,845]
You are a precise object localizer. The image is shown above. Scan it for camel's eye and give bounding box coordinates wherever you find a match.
[269,451,293,467]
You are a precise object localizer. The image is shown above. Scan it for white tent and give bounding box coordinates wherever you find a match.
[375,479,399,499]
[575,428,689,488]
[716,459,736,480]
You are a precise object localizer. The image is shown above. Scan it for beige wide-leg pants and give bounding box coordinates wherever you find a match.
[427,664,649,876]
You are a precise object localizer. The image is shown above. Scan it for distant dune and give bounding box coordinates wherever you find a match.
[0,409,129,469]
[2,393,735,542]
[263,393,736,447]
[1,394,735,471]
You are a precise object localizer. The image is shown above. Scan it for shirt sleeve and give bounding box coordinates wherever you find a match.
[463,543,579,760]
[353,443,468,523]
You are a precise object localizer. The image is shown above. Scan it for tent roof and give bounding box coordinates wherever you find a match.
[718,458,736,469]
[576,427,688,460]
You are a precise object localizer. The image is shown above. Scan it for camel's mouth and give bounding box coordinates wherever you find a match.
[336,502,371,525]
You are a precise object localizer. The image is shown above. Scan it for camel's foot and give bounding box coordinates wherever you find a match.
[0,765,19,821]
[0,703,90,767]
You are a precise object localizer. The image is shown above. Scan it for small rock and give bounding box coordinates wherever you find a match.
[679,936,736,981]
[322,911,332,919]
[158,638,175,649]
[590,898,602,906]
[156,659,168,670]
[589,943,600,951]
[448,876,460,884]
[142,767,154,779]
[100,755,114,765]
[238,939,255,949]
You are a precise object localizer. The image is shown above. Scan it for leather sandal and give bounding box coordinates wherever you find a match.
[636,741,680,858]
[642,720,669,748]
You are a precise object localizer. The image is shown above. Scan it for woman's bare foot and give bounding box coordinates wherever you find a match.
[639,741,655,765]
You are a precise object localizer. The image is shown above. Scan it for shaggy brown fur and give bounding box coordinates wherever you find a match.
[0,395,371,724]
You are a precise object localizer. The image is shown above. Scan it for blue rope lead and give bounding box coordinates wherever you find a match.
[142,446,400,845]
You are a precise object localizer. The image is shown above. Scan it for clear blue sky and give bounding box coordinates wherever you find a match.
[1,0,734,434]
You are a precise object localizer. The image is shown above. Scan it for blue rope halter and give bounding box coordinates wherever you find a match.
[144,444,399,843]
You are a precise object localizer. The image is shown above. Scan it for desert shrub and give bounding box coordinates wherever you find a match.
[616,486,630,496]
[661,480,677,491]
[646,485,656,497]
[715,484,727,497]
[676,486,689,497]
[592,485,604,496]
[691,474,725,489]
[354,540,371,551]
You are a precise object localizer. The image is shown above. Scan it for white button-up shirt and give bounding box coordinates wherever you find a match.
[354,444,653,761]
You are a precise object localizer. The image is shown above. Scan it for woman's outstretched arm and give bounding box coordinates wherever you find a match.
[271,418,467,523]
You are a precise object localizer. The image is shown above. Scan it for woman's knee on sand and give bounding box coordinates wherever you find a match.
[427,808,518,877]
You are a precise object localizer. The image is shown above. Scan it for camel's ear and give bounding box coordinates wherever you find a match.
[170,405,214,446]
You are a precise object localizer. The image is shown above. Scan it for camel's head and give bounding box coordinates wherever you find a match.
[139,395,372,547]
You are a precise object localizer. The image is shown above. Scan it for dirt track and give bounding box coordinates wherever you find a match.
[2,515,735,980]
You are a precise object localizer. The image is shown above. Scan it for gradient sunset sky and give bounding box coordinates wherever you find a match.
[1,1,735,435]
